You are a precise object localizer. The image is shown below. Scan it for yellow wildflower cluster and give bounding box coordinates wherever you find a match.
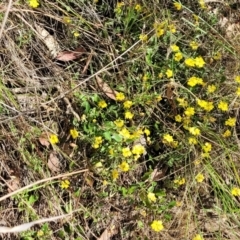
[189,41,199,50]
[29,0,39,8]
[197,99,214,112]
[217,101,228,111]
[177,98,188,107]
[166,69,173,78]
[151,220,164,232]
[60,179,70,189]
[202,142,212,153]
[170,44,183,61]
[174,177,186,185]
[116,92,125,101]
[119,161,130,172]
[231,187,240,196]
[185,56,205,68]
[195,173,204,183]
[153,22,166,37]
[225,117,236,127]
[92,136,103,149]
[173,2,182,10]
[98,100,107,108]
[115,2,124,14]
[187,76,204,87]
[70,128,78,139]
[147,192,157,202]
[162,134,178,147]
[184,107,195,117]
[135,4,142,12]
[189,127,201,136]
[193,234,204,240]
[49,134,59,145]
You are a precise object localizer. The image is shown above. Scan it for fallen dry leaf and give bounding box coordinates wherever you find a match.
[7,177,20,193]
[95,75,118,100]
[97,224,118,240]
[56,47,85,61]
[39,132,50,148]
[35,25,60,58]
[47,152,61,173]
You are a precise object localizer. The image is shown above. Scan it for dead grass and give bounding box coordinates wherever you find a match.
[1,0,240,240]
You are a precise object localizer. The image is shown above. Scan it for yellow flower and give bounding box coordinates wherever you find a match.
[222,129,231,138]
[177,98,188,107]
[195,173,204,183]
[70,128,78,139]
[158,72,163,78]
[139,34,148,42]
[188,137,197,145]
[231,187,240,196]
[156,28,165,37]
[184,107,195,117]
[144,128,150,136]
[125,111,134,119]
[135,4,142,12]
[174,178,186,185]
[103,180,108,185]
[187,76,198,87]
[189,127,201,136]
[116,92,125,101]
[185,58,195,67]
[168,24,176,33]
[173,2,182,10]
[63,16,71,24]
[132,144,145,155]
[207,84,216,93]
[197,99,214,112]
[112,169,119,180]
[218,101,228,111]
[37,230,44,237]
[175,115,182,122]
[192,234,204,240]
[119,128,131,139]
[166,69,173,78]
[194,56,205,68]
[174,52,183,61]
[236,87,240,96]
[73,32,80,37]
[190,41,199,50]
[60,179,70,189]
[98,100,107,108]
[29,0,39,8]
[49,134,59,144]
[235,76,240,83]
[114,119,124,128]
[142,73,149,81]
[163,133,174,143]
[151,220,164,232]
[213,52,222,60]
[170,45,180,52]
[119,161,130,172]
[92,136,103,149]
[202,142,212,152]
[147,192,157,202]
[122,147,132,157]
[225,117,236,127]
[199,0,206,9]
[123,100,133,109]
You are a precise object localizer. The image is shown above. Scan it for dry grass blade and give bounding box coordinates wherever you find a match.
[35,24,61,58]
[0,214,71,233]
